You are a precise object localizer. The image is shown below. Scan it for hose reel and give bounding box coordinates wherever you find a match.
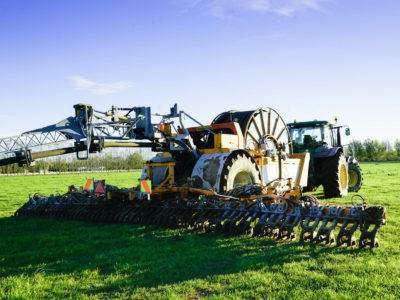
[211,107,293,156]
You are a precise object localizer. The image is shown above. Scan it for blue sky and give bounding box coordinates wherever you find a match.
[0,0,399,143]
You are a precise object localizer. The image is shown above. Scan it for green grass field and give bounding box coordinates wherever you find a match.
[1,163,399,299]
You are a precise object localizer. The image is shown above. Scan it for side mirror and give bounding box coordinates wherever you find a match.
[345,128,350,136]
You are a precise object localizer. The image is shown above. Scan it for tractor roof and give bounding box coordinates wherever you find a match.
[287,120,330,128]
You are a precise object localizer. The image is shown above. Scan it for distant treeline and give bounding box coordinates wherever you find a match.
[348,139,400,162]
[0,153,145,174]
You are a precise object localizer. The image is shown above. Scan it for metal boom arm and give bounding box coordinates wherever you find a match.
[0,103,181,167]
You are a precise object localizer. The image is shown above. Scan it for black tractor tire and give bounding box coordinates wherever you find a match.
[321,152,348,198]
[219,152,261,192]
[348,162,363,192]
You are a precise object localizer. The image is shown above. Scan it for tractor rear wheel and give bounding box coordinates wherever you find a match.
[348,162,363,192]
[321,152,348,198]
[219,152,261,192]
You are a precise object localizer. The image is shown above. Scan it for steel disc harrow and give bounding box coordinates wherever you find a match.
[14,187,386,250]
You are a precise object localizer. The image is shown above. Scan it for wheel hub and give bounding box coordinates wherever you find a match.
[340,164,348,188]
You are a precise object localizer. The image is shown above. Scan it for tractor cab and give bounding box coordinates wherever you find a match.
[288,121,332,154]
[287,120,350,155]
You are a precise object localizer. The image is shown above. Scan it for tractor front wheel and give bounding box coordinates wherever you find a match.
[322,152,348,198]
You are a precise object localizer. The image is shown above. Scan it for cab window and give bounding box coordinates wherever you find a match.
[323,126,333,147]
[290,126,324,149]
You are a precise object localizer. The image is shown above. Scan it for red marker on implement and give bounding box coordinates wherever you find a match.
[84,178,93,190]
[140,180,152,194]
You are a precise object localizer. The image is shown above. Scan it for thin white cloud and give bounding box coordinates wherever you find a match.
[180,0,330,17]
[67,76,133,95]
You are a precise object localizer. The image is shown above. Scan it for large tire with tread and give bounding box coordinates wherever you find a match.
[219,152,261,192]
[321,152,348,198]
[348,162,363,192]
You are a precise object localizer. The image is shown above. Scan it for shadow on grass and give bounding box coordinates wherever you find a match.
[0,215,355,294]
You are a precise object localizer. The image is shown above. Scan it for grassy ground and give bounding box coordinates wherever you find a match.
[0,163,399,299]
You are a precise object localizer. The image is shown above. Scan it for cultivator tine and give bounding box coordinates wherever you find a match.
[299,205,327,243]
[221,205,242,233]
[152,203,170,227]
[252,213,267,237]
[278,204,301,241]
[210,207,230,231]
[128,201,151,224]
[198,201,229,232]
[179,205,196,228]
[176,205,191,228]
[336,206,360,248]
[158,207,174,228]
[165,206,180,228]
[359,206,386,249]
[128,203,146,223]
[263,203,287,238]
[190,207,207,230]
[120,206,133,223]
[141,204,158,225]
[116,206,132,223]
[313,206,342,246]
[231,202,260,235]
[250,198,268,237]
[235,210,256,235]
[168,205,185,228]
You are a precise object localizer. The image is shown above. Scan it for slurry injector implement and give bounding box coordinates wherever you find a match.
[0,104,386,249]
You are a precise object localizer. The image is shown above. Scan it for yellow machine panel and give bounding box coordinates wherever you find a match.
[214,133,240,150]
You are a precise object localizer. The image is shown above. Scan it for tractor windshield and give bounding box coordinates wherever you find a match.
[290,126,325,150]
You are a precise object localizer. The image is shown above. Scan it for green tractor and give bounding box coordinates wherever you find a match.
[287,119,363,198]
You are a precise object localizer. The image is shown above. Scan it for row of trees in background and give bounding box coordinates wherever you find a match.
[348,139,400,161]
[0,153,145,174]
